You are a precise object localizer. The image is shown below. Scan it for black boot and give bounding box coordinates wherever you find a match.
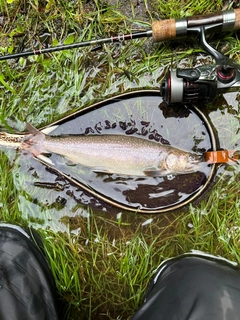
[0,224,60,320]
[132,252,240,320]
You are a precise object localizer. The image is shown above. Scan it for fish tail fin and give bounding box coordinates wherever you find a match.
[20,123,46,157]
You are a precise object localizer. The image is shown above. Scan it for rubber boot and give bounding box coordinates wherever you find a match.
[132,253,240,320]
[0,224,60,320]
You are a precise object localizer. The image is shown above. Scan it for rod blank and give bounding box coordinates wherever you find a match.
[0,30,152,61]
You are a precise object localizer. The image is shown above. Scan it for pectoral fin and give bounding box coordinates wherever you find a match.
[64,157,77,166]
[36,154,55,166]
[143,167,167,177]
[92,167,111,174]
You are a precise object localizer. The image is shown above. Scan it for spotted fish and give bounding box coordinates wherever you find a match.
[19,123,203,177]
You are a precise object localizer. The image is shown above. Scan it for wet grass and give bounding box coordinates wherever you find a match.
[39,211,180,319]
[0,0,240,319]
[152,0,223,18]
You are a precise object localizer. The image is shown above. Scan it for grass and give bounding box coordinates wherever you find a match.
[0,0,240,319]
[38,212,180,319]
[152,0,223,18]
[36,168,240,320]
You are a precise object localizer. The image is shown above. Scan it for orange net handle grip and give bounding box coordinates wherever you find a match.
[152,8,240,42]
[205,150,239,164]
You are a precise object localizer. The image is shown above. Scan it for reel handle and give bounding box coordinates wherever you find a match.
[152,8,240,42]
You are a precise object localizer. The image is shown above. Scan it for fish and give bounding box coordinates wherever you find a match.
[18,123,203,177]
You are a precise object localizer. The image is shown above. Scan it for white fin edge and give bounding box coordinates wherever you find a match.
[41,125,59,135]
[36,154,55,166]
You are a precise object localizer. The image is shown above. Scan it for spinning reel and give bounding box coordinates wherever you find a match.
[160,24,240,104]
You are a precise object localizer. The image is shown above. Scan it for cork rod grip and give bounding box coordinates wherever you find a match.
[152,19,176,42]
[152,9,240,42]
[234,8,240,29]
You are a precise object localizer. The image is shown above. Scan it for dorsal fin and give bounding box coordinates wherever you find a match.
[26,123,40,135]
[26,123,59,135]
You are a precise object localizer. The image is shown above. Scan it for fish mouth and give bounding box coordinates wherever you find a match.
[185,156,204,171]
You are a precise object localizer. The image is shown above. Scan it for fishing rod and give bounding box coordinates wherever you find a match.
[0,8,240,104]
[0,8,239,61]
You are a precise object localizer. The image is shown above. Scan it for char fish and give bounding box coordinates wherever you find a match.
[18,123,203,177]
